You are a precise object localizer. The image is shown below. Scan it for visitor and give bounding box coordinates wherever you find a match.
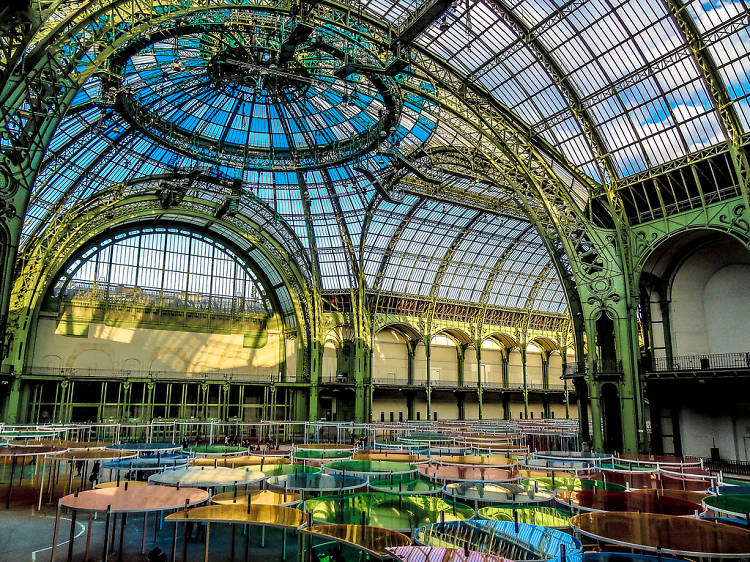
[89,461,100,486]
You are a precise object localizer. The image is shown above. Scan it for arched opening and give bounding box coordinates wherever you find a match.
[26,224,294,423]
[429,333,459,419]
[372,326,414,384]
[322,339,339,383]
[640,230,750,460]
[429,333,458,385]
[371,326,414,422]
[595,313,617,370]
[601,383,623,453]
[640,230,750,362]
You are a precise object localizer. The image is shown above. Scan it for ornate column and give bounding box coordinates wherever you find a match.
[456,344,466,387]
[521,346,528,419]
[425,339,432,420]
[122,380,132,422]
[3,376,22,423]
[475,345,483,420]
[407,342,416,386]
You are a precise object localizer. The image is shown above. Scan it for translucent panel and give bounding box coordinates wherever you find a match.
[396,0,744,178]
[378,203,477,296]
[684,0,750,130]
[54,229,271,316]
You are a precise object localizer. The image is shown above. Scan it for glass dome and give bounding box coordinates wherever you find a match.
[111,16,403,170]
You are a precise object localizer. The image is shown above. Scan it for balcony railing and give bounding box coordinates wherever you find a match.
[25,366,279,383]
[647,352,750,373]
[372,377,411,386]
[320,374,354,384]
[21,366,573,390]
[564,360,622,376]
[368,378,566,391]
[564,353,750,376]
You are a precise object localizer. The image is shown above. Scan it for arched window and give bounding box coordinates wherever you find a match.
[51,227,272,318]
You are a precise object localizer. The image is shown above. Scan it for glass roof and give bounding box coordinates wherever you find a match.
[21,0,750,320]
[360,0,748,180]
[24,98,567,313]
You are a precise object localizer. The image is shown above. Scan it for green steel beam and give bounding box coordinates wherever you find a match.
[5,192,315,379]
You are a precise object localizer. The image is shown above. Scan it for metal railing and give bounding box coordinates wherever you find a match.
[482,381,518,390]
[647,352,750,373]
[564,360,622,376]
[372,377,411,386]
[563,352,750,376]
[61,281,268,317]
[703,457,750,476]
[25,366,279,383]
[367,378,566,391]
[320,374,354,384]
[20,366,572,390]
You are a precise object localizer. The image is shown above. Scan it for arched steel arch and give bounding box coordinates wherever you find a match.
[52,224,276,317]
[7,191,316,377]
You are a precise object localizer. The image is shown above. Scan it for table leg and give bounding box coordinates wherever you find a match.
[203,523,210,562]
[38,457,47,511]
[244,524,249,562]
[110,514,117,552]
[84,512,93,561]
[118,513,127,561]
[171,518,178,562]
[103,505,112,562]
[66,509,77,562]
[141,512,148,554]
[182,521,188,562]
[6,455,16,508]
[50,500,62,562]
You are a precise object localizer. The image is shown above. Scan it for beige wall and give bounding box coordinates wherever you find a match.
[549,402,569,419]
[373,394,408,422]
[481,396,504,419]
[482,348,503,384]
[526,352,543,386]
[33,317,280,376]
[372,329,409,380]
[465,348,478,385]
[549,354,563,386]
[508,350,523,385]
[431,395,459,420]
[322,341,337,379]
[430,342,458,383]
